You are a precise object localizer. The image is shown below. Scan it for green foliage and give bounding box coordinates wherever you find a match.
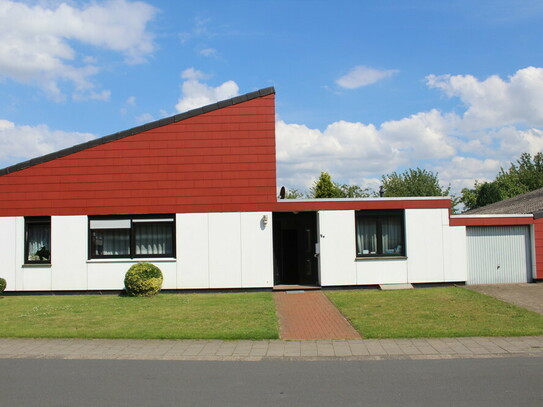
[0,278,6,294]
[326,287,543,338]
[381,168,450,197]
[285,188,305,199]
[0,293,278,339]
[309,172,371,198]
[461,152,543,211]
[124,262,163,297]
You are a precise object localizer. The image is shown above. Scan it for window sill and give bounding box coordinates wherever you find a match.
[86,258,176,264]
[355,256,407,261]
[22,264,52,268]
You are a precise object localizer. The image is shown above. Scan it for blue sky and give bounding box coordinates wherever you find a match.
[1,0,543,195]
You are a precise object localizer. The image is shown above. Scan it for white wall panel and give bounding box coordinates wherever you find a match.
[208,213,242,288]
[15,217,25,290]
[443,226,468,282]
[0,217,17,291]
[177,213,209,288]
[318,211,357,286]
[51,216,88,290]
[405,209,445,283]
[356,259,408,285]
[87,260,176,290]
[22,267,52,290]
[240,212,273,288]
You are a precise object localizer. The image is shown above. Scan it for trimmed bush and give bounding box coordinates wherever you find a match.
[0,278,6,295]
[124,263,163,297]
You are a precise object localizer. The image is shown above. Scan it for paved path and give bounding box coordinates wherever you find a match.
[468,283,543,314]
[274,291,361,340]
[1,337,542,361]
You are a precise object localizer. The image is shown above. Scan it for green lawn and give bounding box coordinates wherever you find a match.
[326,286,543,338]
[0,292,278,340]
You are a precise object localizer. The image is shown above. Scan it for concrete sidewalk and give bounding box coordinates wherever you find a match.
[1,336,542,361]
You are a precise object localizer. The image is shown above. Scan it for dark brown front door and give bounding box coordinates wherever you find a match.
[273,212,319,286]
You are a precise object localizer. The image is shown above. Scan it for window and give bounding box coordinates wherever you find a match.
[355,210,405,257]
[25,217,51,264]
[89,215,175,259]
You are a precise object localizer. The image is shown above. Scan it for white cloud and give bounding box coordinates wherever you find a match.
[175,68,239,113]
[336,65,398,89]
[426,66,543,129]
[0,119,95,166]
[0,0,157,100]
[181,67,210,81]
[136,113,154,123]
[199,48,218,58]
[126,96,137,106]
[278,67,543,193]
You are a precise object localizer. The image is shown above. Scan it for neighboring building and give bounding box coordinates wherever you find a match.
[0,87,538,292]
[450,188,543,284]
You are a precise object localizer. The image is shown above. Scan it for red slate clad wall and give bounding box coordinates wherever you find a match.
[0,94,276,216]
[535,218,543,279]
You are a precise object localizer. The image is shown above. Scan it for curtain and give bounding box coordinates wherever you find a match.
[135,223,173,255]
[93,230,130,256]
[27,223,50,261]
[356,217,377,255]
[381,217,402,253]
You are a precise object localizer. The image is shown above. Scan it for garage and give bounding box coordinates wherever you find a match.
[466,226,533,284]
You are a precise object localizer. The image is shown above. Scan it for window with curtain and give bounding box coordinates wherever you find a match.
[355,210,405,257]
[89,215,175,259]
[25,217,51,264]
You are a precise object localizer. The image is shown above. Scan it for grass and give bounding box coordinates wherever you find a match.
[326,286,543,339]
[0,292,278,340]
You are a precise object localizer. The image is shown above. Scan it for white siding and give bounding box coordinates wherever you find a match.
[467,226,532,284]
[318,208,467,287]
[406,209,445,282]
[51,216,87,290]
[0,217,17,291]
[240,212,273,288]
[208,213,242,288]
[87,260,176,290]
[177,213,210,288]
[318,211,357,286]
[444,225,468,282]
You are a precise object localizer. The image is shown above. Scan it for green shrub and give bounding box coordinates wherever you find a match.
[124,263,163,297]
[0,278,6,295]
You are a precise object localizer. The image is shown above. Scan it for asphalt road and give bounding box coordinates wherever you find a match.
[1,357,542,406]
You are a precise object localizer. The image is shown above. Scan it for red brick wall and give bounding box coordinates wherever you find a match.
[534,219,543,279]
[0,95,276,216]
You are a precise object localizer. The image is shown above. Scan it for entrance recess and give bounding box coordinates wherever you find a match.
[273,212,319,286]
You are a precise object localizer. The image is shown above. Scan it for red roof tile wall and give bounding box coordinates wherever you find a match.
[0,95,277,216]
[534,219,543,279]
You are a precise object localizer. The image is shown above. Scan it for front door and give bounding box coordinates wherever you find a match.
[273,212,319,286]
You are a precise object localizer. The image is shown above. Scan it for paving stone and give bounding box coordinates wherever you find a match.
[274,291,361,340]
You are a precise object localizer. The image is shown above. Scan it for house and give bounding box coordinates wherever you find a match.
[0,87,538,292]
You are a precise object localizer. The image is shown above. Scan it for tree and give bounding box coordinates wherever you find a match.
[284,188,305,199]
[381,168,451,197]
[309,172,371,198]
[460,152,543,211]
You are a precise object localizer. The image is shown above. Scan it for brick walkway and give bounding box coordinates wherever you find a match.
[274,291,361,340]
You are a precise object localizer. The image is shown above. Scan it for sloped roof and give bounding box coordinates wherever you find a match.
[464,187,543,216]
[0,87,275,176]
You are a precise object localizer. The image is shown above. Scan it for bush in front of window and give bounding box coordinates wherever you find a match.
[124,262,163,297]
[0,278,6,295]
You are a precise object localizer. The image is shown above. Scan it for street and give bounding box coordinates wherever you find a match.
[1,357,542,406]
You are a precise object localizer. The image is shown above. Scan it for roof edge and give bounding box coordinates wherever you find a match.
[451,214,534,218]
[0,87,275,176]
